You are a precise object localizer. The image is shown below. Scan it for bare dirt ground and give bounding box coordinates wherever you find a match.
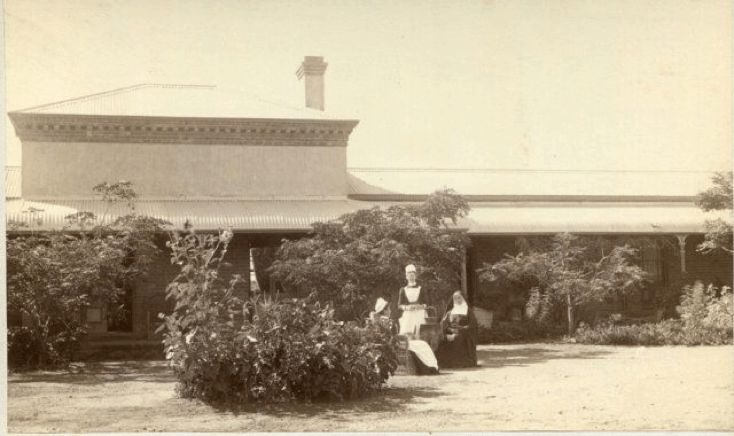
[6,343,734,433]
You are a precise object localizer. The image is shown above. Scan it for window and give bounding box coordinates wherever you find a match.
[87,307,103,323]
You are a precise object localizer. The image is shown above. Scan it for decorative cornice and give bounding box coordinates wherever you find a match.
[8,113,359,146]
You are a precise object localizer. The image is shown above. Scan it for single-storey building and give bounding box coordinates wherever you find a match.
[6,57,731,338]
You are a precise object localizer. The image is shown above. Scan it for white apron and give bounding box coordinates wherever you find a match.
[398,286,427,337]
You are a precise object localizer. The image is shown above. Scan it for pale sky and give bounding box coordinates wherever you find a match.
[2,0,732,172]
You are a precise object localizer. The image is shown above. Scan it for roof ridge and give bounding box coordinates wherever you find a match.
[215,85,329,116]
[14,84,217,113]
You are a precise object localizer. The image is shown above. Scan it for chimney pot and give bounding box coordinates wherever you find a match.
[297,56,328,111]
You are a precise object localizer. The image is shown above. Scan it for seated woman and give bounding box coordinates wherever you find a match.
[369,297,397,333]
[436,291,478,368]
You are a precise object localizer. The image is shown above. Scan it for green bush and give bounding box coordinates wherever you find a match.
[575,320,685,345]
[164,297,399,405]
[7,323,84,369]
[7,181,162,369]
[476,322,565,344]
[678,282,732,333]
[575,282,733,346]
[160,228,399,406]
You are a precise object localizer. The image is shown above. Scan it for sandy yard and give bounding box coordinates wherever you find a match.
[6,342,734,433]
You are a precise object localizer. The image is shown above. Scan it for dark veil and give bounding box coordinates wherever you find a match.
[437,290,478,368]
[444,290,472,316]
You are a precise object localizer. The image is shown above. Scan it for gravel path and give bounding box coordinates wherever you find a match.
[7,343,734,432]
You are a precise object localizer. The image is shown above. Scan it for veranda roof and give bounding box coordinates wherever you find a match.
[348,168,714,198]
[5,198,363,233]
[458,202,725,235]
[6,198,723,235]
[4,166,22,199]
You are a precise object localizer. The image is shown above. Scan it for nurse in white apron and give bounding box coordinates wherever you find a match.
[398,264,428,337]
[397,264,438,374]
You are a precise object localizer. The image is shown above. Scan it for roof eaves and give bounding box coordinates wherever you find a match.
[348,194,697,203]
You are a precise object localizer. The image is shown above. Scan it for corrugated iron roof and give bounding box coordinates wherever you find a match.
[348,168,714,197]
[458,202,728,234]
[6,198,724,235]
[5,198,368,232]
[14,84,349,120]
[5,166,21,199]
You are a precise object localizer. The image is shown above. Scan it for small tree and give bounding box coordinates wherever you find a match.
[695,171,733,254]
[268,189,471,320]
[6,181,164,367]
[478,233,648,334]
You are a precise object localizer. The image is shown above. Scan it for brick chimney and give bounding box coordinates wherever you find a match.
[296,56,328,111]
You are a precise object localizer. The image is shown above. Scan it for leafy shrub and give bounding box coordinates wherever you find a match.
[476,322,565,344]
[7,323,85,369]
[575,282,733,346]
[6,181,162,368]
[160,227,399,406]
[676,281,732,344]
[575,320,685,346]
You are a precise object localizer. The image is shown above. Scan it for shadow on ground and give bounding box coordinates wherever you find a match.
[8,360,175,385]
[214,385,446,418]
[476,346,612,368]
[9,359,444,420]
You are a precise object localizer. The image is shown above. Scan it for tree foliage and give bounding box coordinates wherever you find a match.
[695,172,733,212]
[268,189,471,320]
[695,171,733,254]
[478,233,649,334]
[6,181,165,368]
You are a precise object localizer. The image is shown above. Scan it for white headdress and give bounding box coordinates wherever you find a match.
[451,291,469,316]
[374,297,389,314]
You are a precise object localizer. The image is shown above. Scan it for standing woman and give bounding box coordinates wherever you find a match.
[396,265,438,375]
[398,264,429,337]
[437,291,478,368]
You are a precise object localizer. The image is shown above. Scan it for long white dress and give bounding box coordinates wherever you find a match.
[398,286,437,372]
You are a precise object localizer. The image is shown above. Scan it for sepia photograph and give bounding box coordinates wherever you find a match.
[2,0,732,433]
